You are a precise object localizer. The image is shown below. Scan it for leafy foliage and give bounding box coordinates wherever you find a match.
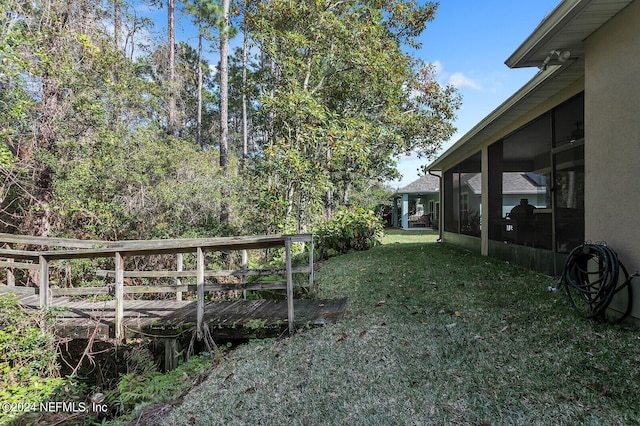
[0,0,461,240]
[52,128,242,239]
[314,206,383,259]
[107,349,216,418]
[0,295,66,423]
[246,0,460,232]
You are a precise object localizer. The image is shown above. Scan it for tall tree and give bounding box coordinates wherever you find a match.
[184,0,221,147]
[113,0,123,51]
[219,0,230,171]
[241,0,249,168]
[167,0,178,135]
[246,0,460,233]
[218,0,231,224]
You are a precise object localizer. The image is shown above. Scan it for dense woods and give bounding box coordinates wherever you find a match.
[1,2,462,422]
[0,0,461,241]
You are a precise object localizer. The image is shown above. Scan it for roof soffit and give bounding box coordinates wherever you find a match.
[506,0,634,68]
[428,0,630,172]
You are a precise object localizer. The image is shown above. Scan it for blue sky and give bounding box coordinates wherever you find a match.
[390,0,561,188]
[137,1,562,187]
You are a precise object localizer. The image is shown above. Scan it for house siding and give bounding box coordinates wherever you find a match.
[585,0,640,317]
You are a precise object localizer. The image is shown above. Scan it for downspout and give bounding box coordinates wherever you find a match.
[428,170,443,242]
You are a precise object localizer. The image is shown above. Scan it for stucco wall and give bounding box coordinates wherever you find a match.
[585,0,640,316]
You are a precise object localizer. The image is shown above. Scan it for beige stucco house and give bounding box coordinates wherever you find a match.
[427,0,640,319]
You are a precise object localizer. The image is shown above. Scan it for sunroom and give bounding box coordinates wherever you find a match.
[428,60,585,275]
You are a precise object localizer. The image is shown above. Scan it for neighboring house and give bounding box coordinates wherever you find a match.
[454,172,547,239]
[391,174,440,229]
[427,0,640,319]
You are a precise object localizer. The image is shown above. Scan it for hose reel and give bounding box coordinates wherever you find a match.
[555,243,638,321]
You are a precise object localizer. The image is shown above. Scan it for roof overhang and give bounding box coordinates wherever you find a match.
[503,190,543,195]
[428,0,633,172]
[427,59,583,170]
[395,190,439,195]
[506,0,634,68]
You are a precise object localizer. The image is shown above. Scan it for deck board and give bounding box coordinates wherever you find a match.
[18,296,347,340]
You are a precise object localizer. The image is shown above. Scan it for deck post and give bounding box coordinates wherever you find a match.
[308,238,314,294]
[38,255,49,307]
[6,257,15,286]
[176,253,183,301]
[164,338,178,371]
[241,249,248,300]
[114,252,125,341]
[196,247,205,340]
[285,237,294,335]
[6,243,14,286]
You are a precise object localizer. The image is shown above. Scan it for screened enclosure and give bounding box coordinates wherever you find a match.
[443,93,584,254]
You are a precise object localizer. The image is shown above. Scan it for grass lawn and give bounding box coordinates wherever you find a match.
[160,230,640,425]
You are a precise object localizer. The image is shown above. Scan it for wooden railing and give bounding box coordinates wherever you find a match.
[0,233,314,340]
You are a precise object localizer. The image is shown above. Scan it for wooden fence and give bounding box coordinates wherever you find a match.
[0,233,314,340]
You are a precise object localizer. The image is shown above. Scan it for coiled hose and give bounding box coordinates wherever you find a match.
[557,243,636,321]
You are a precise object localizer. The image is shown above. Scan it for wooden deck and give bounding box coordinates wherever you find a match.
[1,233,317,338]
[0,232,351,345]
[18,295,348,340]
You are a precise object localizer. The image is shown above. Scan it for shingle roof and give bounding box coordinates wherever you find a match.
[398,174,440,194]
[464,172,544,195]
[464,173,482,194]
[502,172,545,194]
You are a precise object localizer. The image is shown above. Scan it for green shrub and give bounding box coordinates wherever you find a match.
[314,206,383,259]
[0,294,66,424]
[107,351,215,417]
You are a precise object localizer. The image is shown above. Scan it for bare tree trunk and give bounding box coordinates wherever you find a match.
[342,182,349,205]
[219,0,230,170]
[197,27,203,147]
[219,0,230,224]
[111,0,123,129]
[326,145,332,217]
[241,1,248,169]
[287,185,295,222]
[299,195,307,234]
[113,0,122,51]
[167,0,177,135]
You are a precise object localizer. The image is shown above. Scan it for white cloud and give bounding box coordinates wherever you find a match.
[448,72,481,90]
[431,60,482,91]
[432,60,444,77]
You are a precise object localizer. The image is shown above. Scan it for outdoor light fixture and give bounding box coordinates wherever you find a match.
[555,50,572,62]
[540,49,572,70]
